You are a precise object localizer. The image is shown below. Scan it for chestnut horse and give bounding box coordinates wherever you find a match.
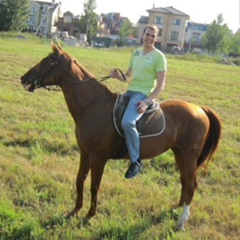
[20,43,221,231]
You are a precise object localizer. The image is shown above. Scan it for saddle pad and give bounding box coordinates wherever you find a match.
[113,94,165,138]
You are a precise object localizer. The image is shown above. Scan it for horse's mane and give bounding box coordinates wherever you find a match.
[51,42,95,81]
[56,47,116,99]
[73,59,95,80]
[58,49,95,80]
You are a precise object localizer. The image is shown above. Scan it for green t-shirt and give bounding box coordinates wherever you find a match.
[127,48,167,96]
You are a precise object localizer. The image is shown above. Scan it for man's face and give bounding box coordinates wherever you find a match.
[142,28,157,48]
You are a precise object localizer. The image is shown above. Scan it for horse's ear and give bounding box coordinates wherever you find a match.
[57,43,63,50]
[51,41,61,54]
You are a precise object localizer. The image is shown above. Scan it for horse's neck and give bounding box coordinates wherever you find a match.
[61,79,116,123]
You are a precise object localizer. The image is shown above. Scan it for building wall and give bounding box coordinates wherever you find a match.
[26,0,57,35]
[185,22,209,45]
[54,12,82,38]
[163,15,188,47]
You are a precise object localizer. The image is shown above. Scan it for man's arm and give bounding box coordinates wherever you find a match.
[146,71,166,101]
[137,71,166,113]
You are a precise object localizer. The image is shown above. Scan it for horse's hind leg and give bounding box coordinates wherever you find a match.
[175,148,198,231]
[66,152,90,218]
[172,147,186,207]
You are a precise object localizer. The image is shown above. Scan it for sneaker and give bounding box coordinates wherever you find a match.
[124,159,142,179]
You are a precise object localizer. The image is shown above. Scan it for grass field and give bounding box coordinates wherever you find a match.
[0,35,240,240]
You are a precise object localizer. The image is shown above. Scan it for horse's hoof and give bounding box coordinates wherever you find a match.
[65,210,77,220]
[175,222,185,232]
[83,217,90,226]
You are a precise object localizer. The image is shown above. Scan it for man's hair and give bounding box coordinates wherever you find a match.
[143,24,159,35]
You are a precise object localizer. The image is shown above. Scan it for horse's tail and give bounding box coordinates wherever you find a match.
[197,107,222,168]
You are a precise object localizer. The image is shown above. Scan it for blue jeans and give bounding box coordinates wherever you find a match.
[121,91,147,163]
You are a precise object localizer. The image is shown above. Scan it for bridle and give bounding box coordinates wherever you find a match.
[27,54,125,91]
[29,54,59,91]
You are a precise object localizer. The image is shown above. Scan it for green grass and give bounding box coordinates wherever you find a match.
[0,35,240,239]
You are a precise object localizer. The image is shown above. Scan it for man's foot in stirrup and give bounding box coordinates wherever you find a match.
[124,159,142,179]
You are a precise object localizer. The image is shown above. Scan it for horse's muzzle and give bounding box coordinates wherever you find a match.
[20,76,35,92]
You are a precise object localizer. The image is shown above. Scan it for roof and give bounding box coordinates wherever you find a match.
[147,6,189,17]
[138,16,148,24]
[63,11,74,17]
[187,22,209,31]
[36,1,53,6]
[103,12,121,20]
[35,1,59,11]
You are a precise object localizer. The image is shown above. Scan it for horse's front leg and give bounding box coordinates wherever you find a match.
[66,152,90,219]
[83,154,108,223]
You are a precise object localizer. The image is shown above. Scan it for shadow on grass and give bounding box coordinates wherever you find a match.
[91,208,180,240]
[1,138,79,156]
[38,208,180,239]
[41,214,69,230]
[41,214,89,231]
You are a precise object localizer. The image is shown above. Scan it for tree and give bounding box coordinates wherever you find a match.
[78,12,98,39]
[202,14,231,54]
[0,0,29,31]
[119,19,132,38]
[229,31,240,55]
[115,19,137,46]
[81,0,98,43]
[131,26,139,38]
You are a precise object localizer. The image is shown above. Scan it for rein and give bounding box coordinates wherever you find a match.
[99,68,126,82]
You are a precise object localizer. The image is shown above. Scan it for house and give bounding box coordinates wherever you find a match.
[184,22,209,50]
[137,6,190,52]
[54,11,130,42]
[100,12,130,36]
[54,11,82,38]
[25,0,59,36]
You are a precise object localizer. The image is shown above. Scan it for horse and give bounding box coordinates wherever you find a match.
[20,43,221,231]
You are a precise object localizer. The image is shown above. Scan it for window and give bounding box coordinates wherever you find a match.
[192,32,201,43]
[29,16,35,25]
[158,29,162,37]
[41,6,48,15]
[63,16,72,23]
[31,6,36,14]
[173,19,181,26]
[171,31,179,41]
[155,17,163,25]
[42,18,47,25]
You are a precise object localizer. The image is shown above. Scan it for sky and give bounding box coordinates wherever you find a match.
[55,0,240,33]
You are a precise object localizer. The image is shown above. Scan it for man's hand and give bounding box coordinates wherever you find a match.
[110,68,128,81]
[110,68,120,79]
[137,101,148,113]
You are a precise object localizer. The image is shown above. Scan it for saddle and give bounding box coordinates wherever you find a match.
[113,94,165,138]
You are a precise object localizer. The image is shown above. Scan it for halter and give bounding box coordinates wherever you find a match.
[29,54,59,91]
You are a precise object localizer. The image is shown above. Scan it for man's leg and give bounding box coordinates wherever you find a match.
[121,91,146,178]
